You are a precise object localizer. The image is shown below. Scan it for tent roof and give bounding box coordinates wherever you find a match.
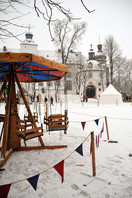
[101,84,122,95]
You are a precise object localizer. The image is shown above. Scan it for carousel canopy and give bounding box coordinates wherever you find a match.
[0,52,68,82]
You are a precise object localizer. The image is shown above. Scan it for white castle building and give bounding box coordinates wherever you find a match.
[0,29,108,101]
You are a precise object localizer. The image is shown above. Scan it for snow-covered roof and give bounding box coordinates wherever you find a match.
[101,84,122,95]
[87,59,101,70]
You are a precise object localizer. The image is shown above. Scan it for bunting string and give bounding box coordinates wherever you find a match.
[10,133,91,186]
[0,116,106,197]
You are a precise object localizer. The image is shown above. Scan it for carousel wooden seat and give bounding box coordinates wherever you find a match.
[16,118,43,144]
[24,112,38,123]
[44,112,68,132]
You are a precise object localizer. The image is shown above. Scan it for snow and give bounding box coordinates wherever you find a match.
[0,99,132,198]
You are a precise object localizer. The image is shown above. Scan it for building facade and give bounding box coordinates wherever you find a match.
[0,30,108,100]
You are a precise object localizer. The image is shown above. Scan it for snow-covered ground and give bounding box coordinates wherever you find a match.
[0,99,132,198]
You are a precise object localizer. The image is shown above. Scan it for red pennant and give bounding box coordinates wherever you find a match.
[81,122,86,130]
[0,183,11,198]
[98,134,100,147]
[101,122,104,133]
[54,160,64,183]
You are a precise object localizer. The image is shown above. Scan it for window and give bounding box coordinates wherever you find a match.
[99,88,101,91]
[88,72,92,78]
[38,82,43,86]
[100,72,103,78]
[66,81,72,90]
[88,62,93,68]
[47,81,52,86]
[41,88,45,93]
[67,72,71,78]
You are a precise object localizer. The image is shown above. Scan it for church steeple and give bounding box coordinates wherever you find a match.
[20,25,38,54]
[88,44,95,60]
[23,25,34,44]
[97,43,103,53]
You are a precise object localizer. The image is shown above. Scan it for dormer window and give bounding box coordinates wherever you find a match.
[88,62,93,68]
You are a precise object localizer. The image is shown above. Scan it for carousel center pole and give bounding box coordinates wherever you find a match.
[1,65,20,158]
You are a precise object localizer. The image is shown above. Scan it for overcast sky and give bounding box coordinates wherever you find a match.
[1,0,132,59]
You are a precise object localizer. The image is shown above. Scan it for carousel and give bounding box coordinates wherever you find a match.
[0,52,68,167]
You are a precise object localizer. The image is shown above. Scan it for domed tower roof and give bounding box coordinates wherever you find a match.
[88,44,95,60]
[95,42,106,63]
[22,25,35,44]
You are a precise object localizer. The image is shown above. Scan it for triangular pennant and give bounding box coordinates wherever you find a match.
[95,119,99,126]
[96,135,98,148]
[54,160,64,183]
[101,122,104,133]
[75,144,83,156]
[0,183,11,198]
[98,134,100,147]
[27,174,40,191]
[81,122,86,130]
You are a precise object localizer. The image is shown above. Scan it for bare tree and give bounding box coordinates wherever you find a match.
[69,53,86,94]
[53,19,87,64]
[113,56,127,91]
[52,19,87,94]
[34,0,95,40]
[103,35,121,84]
[0,0,94,42]
[0,0,30,42]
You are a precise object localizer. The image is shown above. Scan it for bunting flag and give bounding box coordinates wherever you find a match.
[54,160,64,183]
[27,174,40,191]
[98,134,100,147]
[95,119,99,126]
[75,144,83,156]
[81,122,86,130]
[0,183,11,198]
[101,122,104,133]
[96,136,98,148]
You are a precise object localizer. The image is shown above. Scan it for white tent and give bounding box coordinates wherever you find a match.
[99,84,122,105]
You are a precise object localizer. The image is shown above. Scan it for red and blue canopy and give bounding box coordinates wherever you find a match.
[0,52,68,82]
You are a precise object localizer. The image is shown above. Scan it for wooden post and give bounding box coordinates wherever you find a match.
[64,110,67,134]
[9,72,20,149]
[91,131,96,176]
[1,76,11,157]
[45,103,48,130]
[105,116,109,141]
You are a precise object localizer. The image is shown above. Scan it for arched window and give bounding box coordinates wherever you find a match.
[88,62,93,68]
[66,80,72,90]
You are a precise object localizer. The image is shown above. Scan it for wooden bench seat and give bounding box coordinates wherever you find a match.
[44,112,68,133]
[16,118,43,145]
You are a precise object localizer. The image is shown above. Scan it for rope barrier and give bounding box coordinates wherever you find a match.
[11,132,91,185]
[68,111,132,121]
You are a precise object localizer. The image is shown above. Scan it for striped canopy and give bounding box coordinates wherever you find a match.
[0,52,68,82]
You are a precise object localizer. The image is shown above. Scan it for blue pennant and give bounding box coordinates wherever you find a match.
[27,174,40,191]
[75,144,83,156]
[95,119,99,126]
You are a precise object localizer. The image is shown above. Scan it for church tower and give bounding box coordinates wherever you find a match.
[20,26,38,55]
[95,43,106,64]
[88,45,95,60]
